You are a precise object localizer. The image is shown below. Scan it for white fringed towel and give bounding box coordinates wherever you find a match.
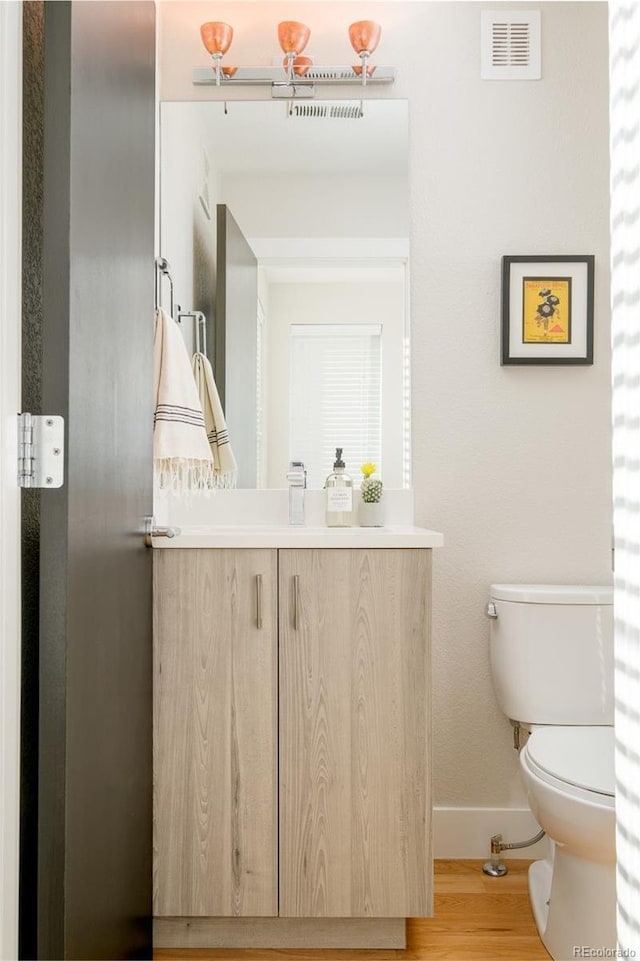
[153,308,213,490]
[192,352,238,489]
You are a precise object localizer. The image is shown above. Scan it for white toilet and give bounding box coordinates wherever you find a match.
[488,584,616,961]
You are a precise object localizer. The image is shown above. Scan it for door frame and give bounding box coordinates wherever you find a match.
[0,2,23,959]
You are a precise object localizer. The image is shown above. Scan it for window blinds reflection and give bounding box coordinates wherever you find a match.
[290,324,382,489]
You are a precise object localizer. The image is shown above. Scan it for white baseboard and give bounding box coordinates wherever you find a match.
[434,806,550,860]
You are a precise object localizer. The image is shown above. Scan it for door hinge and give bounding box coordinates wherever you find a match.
[18,413,65,489]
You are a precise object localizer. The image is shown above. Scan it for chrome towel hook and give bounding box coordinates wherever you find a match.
[155,257,175,320]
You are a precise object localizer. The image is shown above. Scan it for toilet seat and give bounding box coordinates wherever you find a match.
[525,726,615,799]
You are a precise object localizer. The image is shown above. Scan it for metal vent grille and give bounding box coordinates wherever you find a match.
[481,11,541,80]
[306,67,356,81]
[491,21,530,67]
[288,102,363,120]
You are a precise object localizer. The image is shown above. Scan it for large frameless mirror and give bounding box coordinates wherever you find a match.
[160,98,410,489]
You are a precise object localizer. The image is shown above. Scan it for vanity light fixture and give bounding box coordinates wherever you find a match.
[200,21,234,86]
[348,20,382,86]
[278,21,311,83]
[195,19,394,98]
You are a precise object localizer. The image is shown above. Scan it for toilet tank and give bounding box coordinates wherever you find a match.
[488,584,614,726]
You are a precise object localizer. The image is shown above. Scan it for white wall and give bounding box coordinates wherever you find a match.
[265,280,405,487]
[221,172,407,239]
[410,2,611,809]
[158,1,612,816]
[257,270,270,489]
[160,101,218,353]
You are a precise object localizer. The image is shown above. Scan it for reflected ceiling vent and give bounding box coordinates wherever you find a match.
[481,11,541,80]
[288,102,363,120]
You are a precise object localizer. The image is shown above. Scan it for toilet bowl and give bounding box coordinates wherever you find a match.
[519,726,616,960]
[487,584,616,961]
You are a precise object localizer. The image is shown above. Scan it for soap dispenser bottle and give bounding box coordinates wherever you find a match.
[325,448,353,528]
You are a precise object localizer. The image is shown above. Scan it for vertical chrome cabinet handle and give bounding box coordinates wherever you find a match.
[256,574,263,629]
[293,574,300,630]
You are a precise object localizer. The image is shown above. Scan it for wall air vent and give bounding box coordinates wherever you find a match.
[481,11,541,80]
[288,102,363,120]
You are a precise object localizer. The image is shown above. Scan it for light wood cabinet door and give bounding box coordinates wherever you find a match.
[153,549,277,917]
[278,549,432,918]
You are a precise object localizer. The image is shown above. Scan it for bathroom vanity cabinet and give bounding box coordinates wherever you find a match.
[153,546,433,949]
[153,549,278,918]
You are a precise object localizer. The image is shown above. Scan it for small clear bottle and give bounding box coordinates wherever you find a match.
[325,448,353,528]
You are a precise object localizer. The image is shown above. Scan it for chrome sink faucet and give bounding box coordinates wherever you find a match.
[286,461,307,526]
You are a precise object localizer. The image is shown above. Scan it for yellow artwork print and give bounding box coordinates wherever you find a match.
[522,277,572,344]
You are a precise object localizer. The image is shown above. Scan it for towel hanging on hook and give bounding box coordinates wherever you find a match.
[177,309,207,356]
[153,308,213,491]
[192,351,237,489]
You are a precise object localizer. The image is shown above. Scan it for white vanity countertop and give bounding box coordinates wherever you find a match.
[152,525,444,549]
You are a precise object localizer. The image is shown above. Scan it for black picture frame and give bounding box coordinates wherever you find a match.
[501,255,595,365]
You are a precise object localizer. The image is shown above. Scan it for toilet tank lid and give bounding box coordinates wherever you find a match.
[490,584,613,605]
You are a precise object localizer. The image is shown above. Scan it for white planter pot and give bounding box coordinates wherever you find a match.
[359,500,384,527]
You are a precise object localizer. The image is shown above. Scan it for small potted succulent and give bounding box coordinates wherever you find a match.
[359,462,384,527]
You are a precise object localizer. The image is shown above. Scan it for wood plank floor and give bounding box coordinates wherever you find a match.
[154,860,551,961]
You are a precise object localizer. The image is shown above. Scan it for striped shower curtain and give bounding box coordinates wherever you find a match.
[609,1,640,952]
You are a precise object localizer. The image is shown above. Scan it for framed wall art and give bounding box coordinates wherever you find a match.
[501,255,595,365]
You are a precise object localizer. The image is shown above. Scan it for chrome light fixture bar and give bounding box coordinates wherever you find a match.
[192,64,396,98]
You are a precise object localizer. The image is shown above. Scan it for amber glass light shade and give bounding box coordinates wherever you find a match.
[200,21,233,56]
[282,55,312,76]
[352,63,377,78]
[277,21,311,56]
[348,20,382,55]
